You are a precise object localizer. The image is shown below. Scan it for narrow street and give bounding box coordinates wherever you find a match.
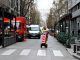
[0,35,77,60]
[0,0,80,60]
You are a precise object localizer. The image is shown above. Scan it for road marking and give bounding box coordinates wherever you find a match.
[1,49,16,55]
[53,50,63,57]
[20,49,31,56]
[37,50,46,56]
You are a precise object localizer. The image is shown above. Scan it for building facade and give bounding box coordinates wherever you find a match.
[68,0,80,37]
[0,0,21,47]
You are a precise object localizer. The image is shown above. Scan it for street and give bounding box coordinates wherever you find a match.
[0,35,77,60]
[0,0,80,60]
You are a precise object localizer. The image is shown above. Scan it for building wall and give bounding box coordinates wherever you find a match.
[68,0,80,36]
[68,0,80,9]
[72,8,80,18]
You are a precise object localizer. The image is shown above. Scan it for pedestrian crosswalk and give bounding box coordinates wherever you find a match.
[20,49,31,56]
[1,49,16,55]
[53,50,63,56]
[37,50,46,56]
[0,49,64,57]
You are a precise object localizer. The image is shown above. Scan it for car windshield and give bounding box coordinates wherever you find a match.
[29,27,39,31]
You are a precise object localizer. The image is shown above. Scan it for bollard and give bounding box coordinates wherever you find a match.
[73,44,76,53]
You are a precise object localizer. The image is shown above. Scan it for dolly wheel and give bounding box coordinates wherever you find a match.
[45,44,47,48]
[40,44,42,48]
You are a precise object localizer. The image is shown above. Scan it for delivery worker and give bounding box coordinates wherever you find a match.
[42,27,49,43]
[40,26,49,48]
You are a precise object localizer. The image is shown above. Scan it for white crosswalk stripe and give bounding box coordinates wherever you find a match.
[0,49,64,57]
[1,49,16,55]
[53,50,64,57]
[20,49,31,56]
[37,50,46,56]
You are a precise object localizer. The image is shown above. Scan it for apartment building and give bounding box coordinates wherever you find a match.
[68,0,80,36]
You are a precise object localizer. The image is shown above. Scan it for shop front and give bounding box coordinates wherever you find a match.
[0,7,16,47]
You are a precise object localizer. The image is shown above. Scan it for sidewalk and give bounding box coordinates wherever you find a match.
[66,47,80,59]
[50,35,80,59]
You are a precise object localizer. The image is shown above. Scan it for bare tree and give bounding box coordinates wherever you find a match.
[30,4,41,24]
[20,0,34,16]
[47,0,68,29]
[46,8,54,29]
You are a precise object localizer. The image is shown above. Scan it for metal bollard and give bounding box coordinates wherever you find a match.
[73,44,76,53]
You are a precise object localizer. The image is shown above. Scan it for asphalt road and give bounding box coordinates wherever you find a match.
[0,35,78,60]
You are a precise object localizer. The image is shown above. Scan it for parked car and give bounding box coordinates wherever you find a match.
[27,25,41,39]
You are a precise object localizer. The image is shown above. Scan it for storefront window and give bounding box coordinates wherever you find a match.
[12,22,21,30]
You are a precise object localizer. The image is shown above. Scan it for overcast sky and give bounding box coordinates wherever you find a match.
[35,0,54,21]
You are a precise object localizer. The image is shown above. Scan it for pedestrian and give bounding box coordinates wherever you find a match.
[40,27,49,48]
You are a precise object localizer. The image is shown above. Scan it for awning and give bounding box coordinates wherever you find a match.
[4,18,10,22]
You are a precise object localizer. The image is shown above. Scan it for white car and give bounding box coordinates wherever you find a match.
[27,25,41,39]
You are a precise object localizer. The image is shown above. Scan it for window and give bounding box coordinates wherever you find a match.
[69,9,72,13]
[70,2,80,13]
[29,27,39,31]
[12,22,21,30]
[77,3,80,9]
[72,6,77,12]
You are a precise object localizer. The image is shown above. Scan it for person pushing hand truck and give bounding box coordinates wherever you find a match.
[40,27,49,48]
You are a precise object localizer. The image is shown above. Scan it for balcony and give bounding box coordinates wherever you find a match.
[72,9,80,18]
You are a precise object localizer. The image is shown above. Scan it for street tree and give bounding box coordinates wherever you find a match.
[20,0,34,16]
[30,4,41,24]
[46,8,55,29]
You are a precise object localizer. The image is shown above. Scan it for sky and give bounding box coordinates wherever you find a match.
[35,0,54,21]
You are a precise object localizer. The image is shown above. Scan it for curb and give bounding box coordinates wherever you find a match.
[66,48,80,59]
[73,54,80,59]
